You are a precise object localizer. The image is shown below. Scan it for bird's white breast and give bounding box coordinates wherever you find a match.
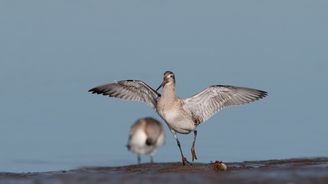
[160,109,195,134]
[129,129,147,148]
[128,128,163,155]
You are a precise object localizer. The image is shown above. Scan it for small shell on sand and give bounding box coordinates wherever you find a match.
[211,160,227,171]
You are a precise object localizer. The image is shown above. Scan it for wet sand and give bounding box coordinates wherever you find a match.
[1,157,328,184]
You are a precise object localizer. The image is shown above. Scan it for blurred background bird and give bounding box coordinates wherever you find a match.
[127,117,165,164]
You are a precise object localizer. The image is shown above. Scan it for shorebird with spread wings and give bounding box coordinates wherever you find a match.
[89,71,267,165]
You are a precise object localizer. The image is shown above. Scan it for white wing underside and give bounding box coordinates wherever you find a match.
[183,85,267,124]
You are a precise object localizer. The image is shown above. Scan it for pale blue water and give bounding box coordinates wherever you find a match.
[0,1,327,172]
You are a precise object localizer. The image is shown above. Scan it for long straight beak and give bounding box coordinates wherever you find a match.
[156,81,164,91]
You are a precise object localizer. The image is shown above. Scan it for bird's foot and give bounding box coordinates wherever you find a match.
[182,156,192,166]
[191,146,198,161]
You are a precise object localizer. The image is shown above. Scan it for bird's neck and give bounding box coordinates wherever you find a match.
[161,84,177,100]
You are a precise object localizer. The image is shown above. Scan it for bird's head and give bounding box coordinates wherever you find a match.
[156,71,175,91]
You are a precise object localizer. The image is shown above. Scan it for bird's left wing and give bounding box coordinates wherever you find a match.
[183,85,267,124]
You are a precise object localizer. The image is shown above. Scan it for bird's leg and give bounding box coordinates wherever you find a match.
[137,154,141,164]
[171,129,191,165]
[191,130,198,161]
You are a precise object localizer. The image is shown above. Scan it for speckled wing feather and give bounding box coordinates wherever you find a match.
[183,85,267,124]
[88,80,160,108]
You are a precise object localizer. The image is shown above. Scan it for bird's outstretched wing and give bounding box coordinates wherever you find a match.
[89,80,160,108]
[183,85,267,124]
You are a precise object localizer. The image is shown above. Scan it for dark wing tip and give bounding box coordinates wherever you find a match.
[88,88,95,93]
[88,87,104,94]
[258,90,268,99]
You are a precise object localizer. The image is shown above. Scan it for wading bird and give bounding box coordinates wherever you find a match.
[127,117,165,164]
[89,71,267,165]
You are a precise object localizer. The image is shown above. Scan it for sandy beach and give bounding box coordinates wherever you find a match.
[1,157,327,184]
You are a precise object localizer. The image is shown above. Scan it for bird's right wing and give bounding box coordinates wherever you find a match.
[89,80,160,108]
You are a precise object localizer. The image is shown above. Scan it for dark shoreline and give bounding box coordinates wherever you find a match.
[1,157,328,184]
